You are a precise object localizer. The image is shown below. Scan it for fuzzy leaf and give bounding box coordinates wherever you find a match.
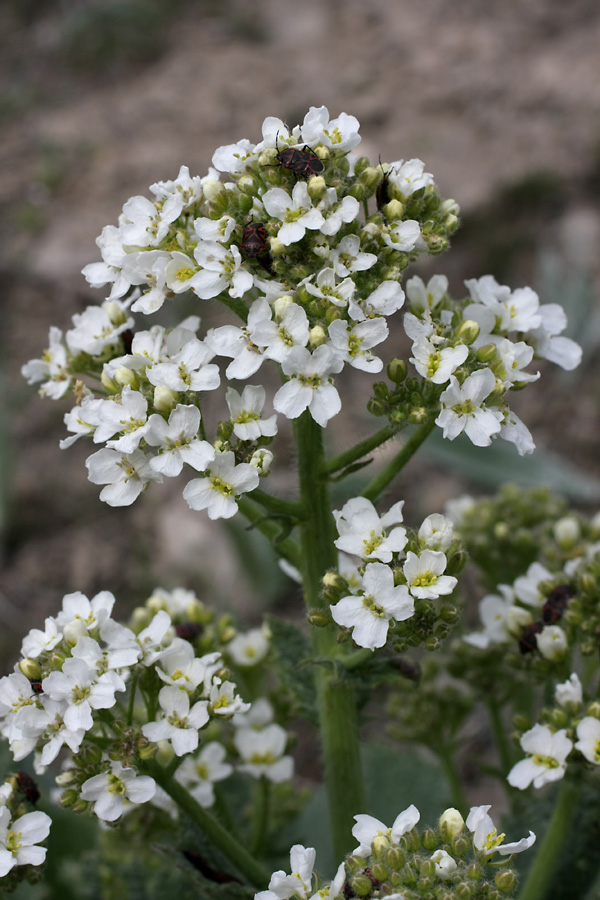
[266,616,318,725]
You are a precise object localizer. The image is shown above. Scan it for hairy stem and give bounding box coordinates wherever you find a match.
[237,495,301,568]
[147,762,270,888]
[361,419,436,503]
[294,411,365,859]
[324,424,400,476]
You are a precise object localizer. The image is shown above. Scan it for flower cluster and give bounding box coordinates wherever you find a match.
[0,586,292,826]
[370,274,582,455]
[0,780,51,888]
[323,498,461,650]
[256,803,534,900]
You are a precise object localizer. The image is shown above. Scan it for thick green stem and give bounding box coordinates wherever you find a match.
[294,412,365,860]
[361,419,436,503]
[517,776,582,900]
[147,762,270,888]
[324,424,400,476]
[237,495,301,568]
[487,698,514,777]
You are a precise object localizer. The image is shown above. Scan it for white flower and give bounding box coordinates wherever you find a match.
[226,628,269,667]
[212,138,257,174]
[142,685,209,756]
[387,159,434,199]
[330,235,376,277]
[94,387,149,453]
[263,183,324,246]
[226,386,278,441]
[507,724,573,790]
[21,617,61,659]
[184,451,259,519]
[382,219,421,253]
[536,625,568,661]
[147,336,220,393]
[327,318,388,372]
[150,165,205,216]
[60,395,104,449]
[66,303,134,356]
[466,805,535,856]
[155,643,221,694]
[0,807,51,876]
[86,447,162,506]
[303,268,355,310]
[255,844,315,900]
[206,298,272,380]
[513,562,554,608]
[15,698,86,766]
[430,849,457,879]
[249,300,310,364]
[525,303,582,371]
[575,717,600,764]
[120,194,179,247]
[318,191,360,236]
[308,862,346,900]
[555,673,582,709]
[192,241,253,300]
[234,723,293,783]
[145,405,215,477]
[352,805,420,855]
[176,742,233,808]
[274,346,344,427]
[406,275,448,314]
[500,409,535,456]
[403,550,457,600]
[301,106,361,151]
[209,679,250,717]
[42,658,122,732]
[463,585,517,649]
[349,280,405,321]
[331,563,414,650]
[418,514,454,552]
[21,327,71,399]
[410,337,469,384]
[334,497,407,563]
[81,761,156,821]
[436,369,503,447]
[55,589,115,635]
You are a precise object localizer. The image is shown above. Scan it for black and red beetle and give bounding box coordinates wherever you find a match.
[16,770,40,805]
[542,584,575,625]
[519,621,544,654]
[29,680,44,695]
[240,222,275,275]
[274,137,324,178]
[376,163,392,211]
[174,622,203,642]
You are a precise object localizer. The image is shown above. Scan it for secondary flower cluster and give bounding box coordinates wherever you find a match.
[507,671,600,790]
[370,274,582,455]
[323,498,461,650]
[0,780,51,889]
[0,587,292,825]
[256,803,534,900]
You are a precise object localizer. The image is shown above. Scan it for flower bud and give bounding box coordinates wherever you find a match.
[63,619,86,646]
[445,548,468,576]
[466,862,483,881]
[586,701,600,720]
[307,175,327,200]
[309,325,327,347]
[348,183,367,201]
[382,200,405,220]
[345,856,367,876]
[113,367,139,390]
[101,371,119,394]
[452,835,470,857]
[455,883,474,900]
[153,385,179,413]
[495,869,518,893]
[372,834,391,855]
[506,605,533,635]
[358,163,380,187]
[307,609,332,628]
[476,344,498,364]
[553,516,580,549]
[370,863,389,883]
[387,358,408,383]
[512,714,531,733]
[386,846,406,870]
[439,808,465,840]
[367,398,386,417]
[202,178,226,203]
[250,449,273,475]
[237,175,256,195]
[348,875,373,897]
[456,320,480,345]
[409,407,428,425]
[138,741,158,760]
[19,658,42,681]
[421,828,439,851]
[60,789,79,808]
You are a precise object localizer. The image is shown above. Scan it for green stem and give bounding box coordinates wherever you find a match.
[517,776,582,900]
[146,762,270,888]
[324,424,400,476]
[487,699,514,776]
[237,495,301,568]
[250,488,305,520]
[434,743,469,813]
[294,412,365,859]
[217,293,249,322]
[361,419,436,503]
[250,777,270,857]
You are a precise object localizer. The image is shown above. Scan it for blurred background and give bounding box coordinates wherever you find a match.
[1,0,600,658]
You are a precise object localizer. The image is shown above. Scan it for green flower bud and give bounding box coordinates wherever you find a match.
[456,320,480,345]
[19,658,42,681]
[579,573,597,598]
[421,828,439,851]
[455,883,474,900]
[386,846,407,869]
[409,407,428,425]
[309,325,327,347]
[389,407,407,424]
[307,175,327,200]
[358,165,381,190]
[586,701,600,719]
[476,344,498,364]
[370,863,389,883]
[452,835,470,857]
[216,420,234,442]
[383,199,405,220]
[345,856,367,876]
[60,789,80,809]
[101,371,119,394]
[495,869,518,893]
[348,875,373,897]
[153,385,179,413]
[349,183,367,201]
[466,862,483,881]
[419,859,435,878]
[367,398,387,417]
[372,834,391,855]
[307,609,332,628]
[387,358,408,383]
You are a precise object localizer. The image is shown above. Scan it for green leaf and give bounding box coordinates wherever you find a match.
[266,617,318,725]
